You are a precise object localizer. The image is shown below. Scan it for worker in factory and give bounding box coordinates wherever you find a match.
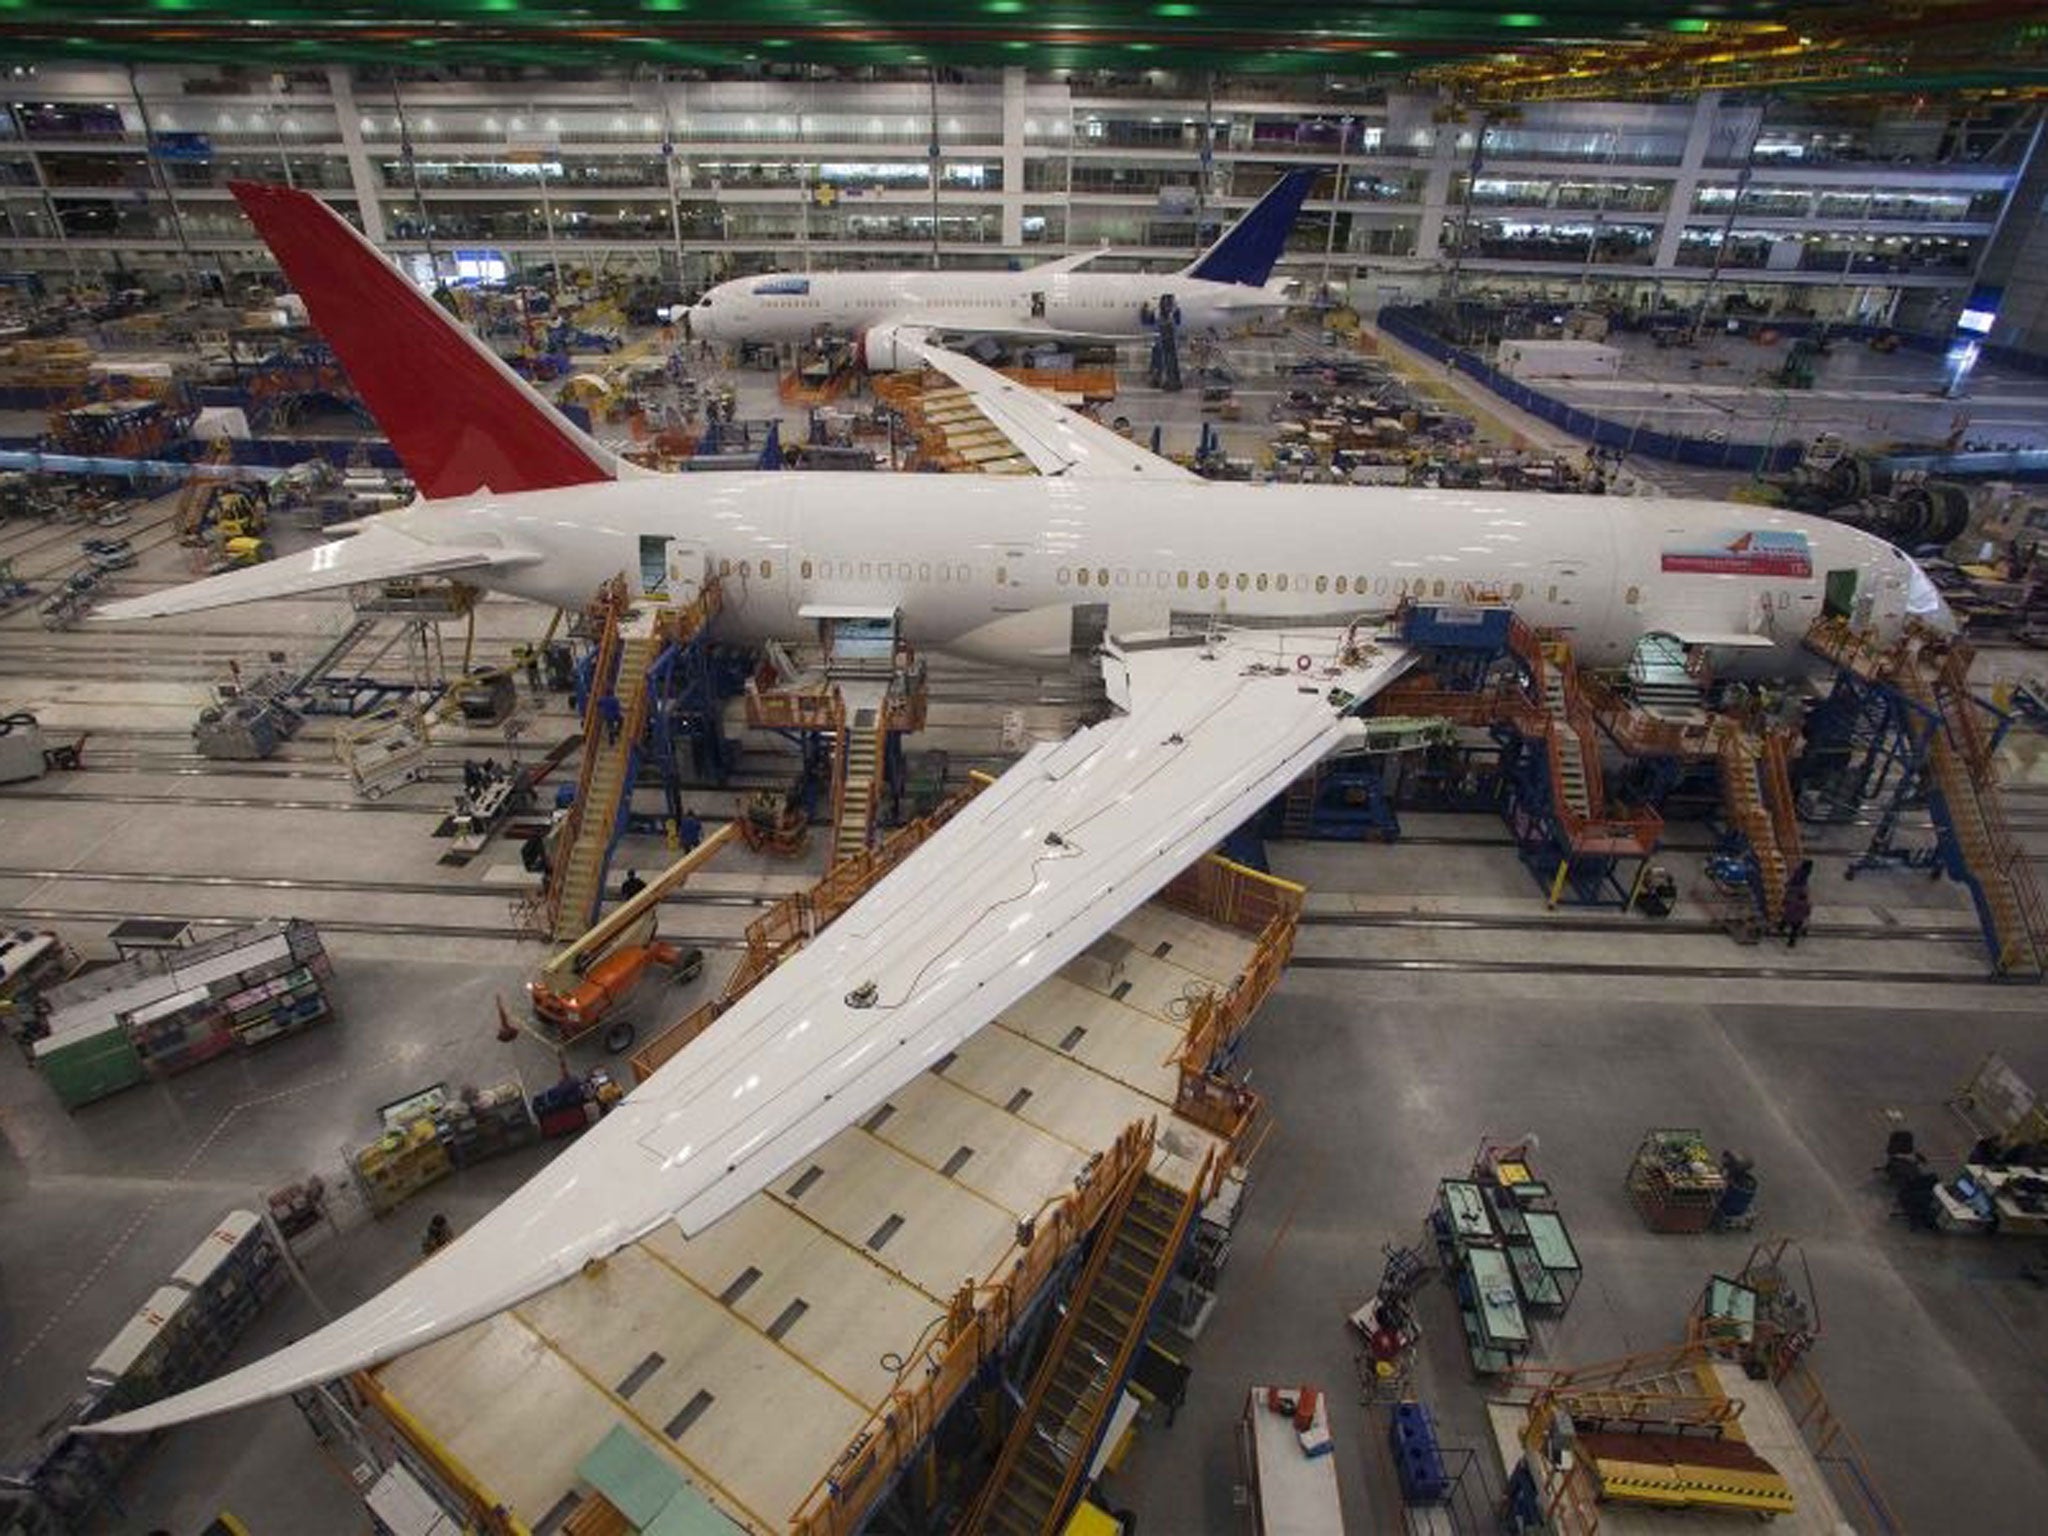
[678,808,703,853]
[619,868,647,901]
[1780,860,1815,948]
[421,1214,453,1255]
[598,691,623,745]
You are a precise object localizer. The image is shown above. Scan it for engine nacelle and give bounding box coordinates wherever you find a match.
[858,323,924,373]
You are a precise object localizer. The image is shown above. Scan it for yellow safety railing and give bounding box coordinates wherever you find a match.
[787,1120,1159,1536]
[961,1148,1210,1536]
[352,1370,531,1536]
[629,780,989,1083]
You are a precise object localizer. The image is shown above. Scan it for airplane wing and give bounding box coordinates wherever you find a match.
[91,518,540,621]
[1027,249,1108,275]
[87,623,1411,1434]
[899,333,1200,482]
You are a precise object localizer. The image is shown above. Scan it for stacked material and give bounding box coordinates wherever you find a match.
[1628,1129,1729,1233]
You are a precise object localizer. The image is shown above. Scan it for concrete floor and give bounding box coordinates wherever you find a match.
[5,777,2046,1532]
[1525,327,2048,455]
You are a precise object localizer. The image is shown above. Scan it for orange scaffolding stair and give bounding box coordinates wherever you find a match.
[1714,723,1800,926]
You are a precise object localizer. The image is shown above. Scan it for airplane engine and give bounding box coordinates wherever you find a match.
[858,323,924,372]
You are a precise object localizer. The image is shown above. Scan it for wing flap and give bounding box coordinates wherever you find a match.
[85,627,1408,1434]
[91,520,538,621]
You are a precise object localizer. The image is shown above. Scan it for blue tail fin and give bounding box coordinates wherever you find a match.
[1182,169,1316,286]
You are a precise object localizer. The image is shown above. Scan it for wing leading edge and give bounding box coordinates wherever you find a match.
[86,626,1410,1435]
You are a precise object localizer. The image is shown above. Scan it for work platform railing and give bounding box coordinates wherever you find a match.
[789,1120,1161,1536]
[627,777,989,1084]
[1804,616,2047,976]
[1507,619,1662,860]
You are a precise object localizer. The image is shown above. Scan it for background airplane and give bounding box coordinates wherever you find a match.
[84,182,1949,1434]
[684,169,1316,363]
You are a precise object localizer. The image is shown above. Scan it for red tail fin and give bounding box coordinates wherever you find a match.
[231,181,620,500]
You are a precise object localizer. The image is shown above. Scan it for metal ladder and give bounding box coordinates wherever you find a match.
[965,1168,1203,1536]
[829,709,885,865]
[549,629,659,941]
[1715,725,1791,925]
[1902,646,2048,977]
[1539,641,1594,819]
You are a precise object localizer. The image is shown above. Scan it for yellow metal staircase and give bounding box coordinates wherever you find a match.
[1899,642,2048,978]
[829,710,886,866]
[549,627,659,940]
[538,579,726,941]
[964,1165,1204,1536]
[1714,724,1799,926]
[1539,640,1596,820]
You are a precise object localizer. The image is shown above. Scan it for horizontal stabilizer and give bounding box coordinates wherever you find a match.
[91,521,537,621]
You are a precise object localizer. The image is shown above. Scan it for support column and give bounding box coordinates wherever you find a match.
[1413,104,1461,264]
[1001,66,1026,248]
[1655,91,1724,270]
[327,66,385,242]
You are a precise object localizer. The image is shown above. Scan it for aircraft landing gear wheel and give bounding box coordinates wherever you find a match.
[603,1021,637,1054]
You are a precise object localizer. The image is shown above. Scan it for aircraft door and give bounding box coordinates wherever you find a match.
[1824,568,1858,621]
[639,535,709,603]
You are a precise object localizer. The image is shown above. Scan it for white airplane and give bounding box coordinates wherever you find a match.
[685,169,1316,365]
[86,182,1950,1435]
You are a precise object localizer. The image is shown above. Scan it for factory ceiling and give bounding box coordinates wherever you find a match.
[0,2,2043,98]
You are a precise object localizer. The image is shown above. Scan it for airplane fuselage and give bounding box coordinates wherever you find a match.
[689,267,1287,349]
[384,474,1931,669]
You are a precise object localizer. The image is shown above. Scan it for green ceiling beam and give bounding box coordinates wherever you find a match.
[0,1,2039,93]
